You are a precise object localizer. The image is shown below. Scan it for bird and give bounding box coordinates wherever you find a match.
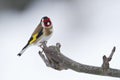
[17,16,53,56]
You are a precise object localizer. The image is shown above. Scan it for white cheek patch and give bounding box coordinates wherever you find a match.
[41,22,45,27]
[41,19,45,27]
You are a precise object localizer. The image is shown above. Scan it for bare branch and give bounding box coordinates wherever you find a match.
[102,47,116,75]
[109,46,116,60]
[39,42,120,78]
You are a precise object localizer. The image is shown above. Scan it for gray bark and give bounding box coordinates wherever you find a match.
[38,42,120,78]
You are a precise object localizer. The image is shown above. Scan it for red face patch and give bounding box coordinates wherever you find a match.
[43,18,52,27]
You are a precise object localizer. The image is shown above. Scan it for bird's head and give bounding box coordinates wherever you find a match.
[41,16,52,28]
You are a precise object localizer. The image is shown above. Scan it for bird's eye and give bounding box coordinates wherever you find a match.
[47,22,50,25]
[43,18,51,26]
[44,21,51,26]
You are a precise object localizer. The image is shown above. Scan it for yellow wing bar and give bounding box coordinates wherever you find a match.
[29,33,38,44]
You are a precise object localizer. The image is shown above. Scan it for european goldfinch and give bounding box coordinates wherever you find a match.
[17,16,53,56]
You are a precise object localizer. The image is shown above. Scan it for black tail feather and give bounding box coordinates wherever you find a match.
[22,43,29,50]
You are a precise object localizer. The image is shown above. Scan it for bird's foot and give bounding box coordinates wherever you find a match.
[39,41,47,49]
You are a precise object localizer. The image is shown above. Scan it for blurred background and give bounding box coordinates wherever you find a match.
[0,0,120,80]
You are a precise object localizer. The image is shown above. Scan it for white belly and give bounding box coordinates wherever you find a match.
[35,27,53,46]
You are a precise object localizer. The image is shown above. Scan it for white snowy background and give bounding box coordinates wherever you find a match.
[0,0,120,80]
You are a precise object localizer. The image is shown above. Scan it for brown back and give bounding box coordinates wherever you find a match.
[32,23,43,36]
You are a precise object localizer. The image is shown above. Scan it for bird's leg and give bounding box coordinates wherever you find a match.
[39,41,47,52]
[38,41,48,62]
[39,43,44,53]
[44,41,47,44]
[39,41,47,48]
[39,44,43,49]
[38,51,51,67]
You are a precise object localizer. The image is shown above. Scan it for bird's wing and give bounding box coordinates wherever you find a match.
[27,26,44,45]
[19,23,44,54]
